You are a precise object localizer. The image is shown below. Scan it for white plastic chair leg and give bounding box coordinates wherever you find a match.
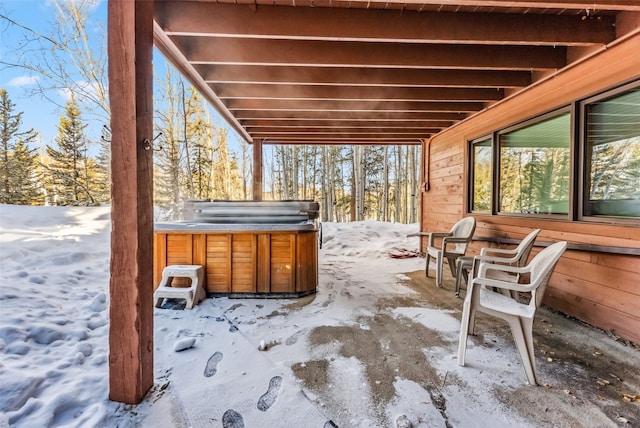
[469,308,477,336]
[447,256,458,278]
[425,254,431,277]
[435,252,443,287]
[520,317,538,383]
[458,295,473,366]
[508,318,538,385]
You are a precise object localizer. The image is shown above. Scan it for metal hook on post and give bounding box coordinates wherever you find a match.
[143,132,163,151]
[101,125,111,143]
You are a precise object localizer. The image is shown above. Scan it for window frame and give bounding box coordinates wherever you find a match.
[468,135,493,214]
[495,107,573,219]
[578,80,640,225]
[467,81,639,225]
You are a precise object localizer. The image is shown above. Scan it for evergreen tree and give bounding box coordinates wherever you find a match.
[0,88,39,204]
[45,97,96,205]
[10,140,43,205]
[93,126,112,203]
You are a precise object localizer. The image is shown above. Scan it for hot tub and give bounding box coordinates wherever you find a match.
[154,200,320,297]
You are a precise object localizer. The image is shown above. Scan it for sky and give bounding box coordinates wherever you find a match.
[1,0,105,148]
[0,0,243,155]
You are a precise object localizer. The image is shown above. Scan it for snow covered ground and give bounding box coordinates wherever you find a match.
[1,205,638,428]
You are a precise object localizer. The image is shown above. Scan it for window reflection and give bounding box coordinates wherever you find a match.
[499,113,571,215]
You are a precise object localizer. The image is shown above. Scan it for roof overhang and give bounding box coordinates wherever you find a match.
[153,1,640,145]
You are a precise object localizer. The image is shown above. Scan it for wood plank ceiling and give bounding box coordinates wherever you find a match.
[153,1,639,145]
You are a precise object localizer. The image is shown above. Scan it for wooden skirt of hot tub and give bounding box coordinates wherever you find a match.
[153,230,318,297]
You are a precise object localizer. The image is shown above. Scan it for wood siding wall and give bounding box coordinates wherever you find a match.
[421,33,640,344]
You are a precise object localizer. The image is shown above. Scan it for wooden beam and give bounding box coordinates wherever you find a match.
[153,23,252,143]
[156,3,615,46]
[261,133,429,139]
[216,85,503,102]
[263,139,424,145]
[234,110,468,121]
[245,126,444,133]
[253,139,263,201]
[197,65,532,88]
[226,100,485,113]
[108,0,154,404]
[174,36,567,71]
[474,236,640,255]
[241,119,454,128]
[343,0,640,11]
[251,133,437,140]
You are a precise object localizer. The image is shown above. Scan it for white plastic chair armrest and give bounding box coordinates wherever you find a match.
[442,236,471,250]
[472,276,534,293]
[474,253,519,265]
[471,254,516,278]
[480,246,519,257]
[478,262,526,276]
[428,232,453,246]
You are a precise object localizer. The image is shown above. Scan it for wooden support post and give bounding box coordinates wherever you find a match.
[107,0,154,404]
[253,139,263,201]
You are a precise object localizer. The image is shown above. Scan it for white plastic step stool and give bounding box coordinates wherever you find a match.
[153,265,206,310]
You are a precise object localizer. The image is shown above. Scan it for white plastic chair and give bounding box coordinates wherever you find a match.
[457,241,568,385]
[471,228,542,292]
[425,217,476,287]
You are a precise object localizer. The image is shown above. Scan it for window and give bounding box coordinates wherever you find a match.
[467,81,639,223]
[470,137,492,212]
[583,86,640,219]
[498,112,571,215]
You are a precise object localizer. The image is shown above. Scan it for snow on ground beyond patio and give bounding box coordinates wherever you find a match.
[1,205,437,427]
[3,205,633,427]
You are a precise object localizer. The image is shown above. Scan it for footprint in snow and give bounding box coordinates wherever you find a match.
[203,351,223,377]
[285,329,305,346]
[222,409,244,428]
[257,376,282,411]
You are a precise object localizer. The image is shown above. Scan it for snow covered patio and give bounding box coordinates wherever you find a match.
[1,206,638,427]
[139,222,640,427]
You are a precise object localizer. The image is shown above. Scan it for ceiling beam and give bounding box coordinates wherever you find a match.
[263,134,427,141]
[252,132,433,138]
[216,85,503,102]
[248,127,444,134]
[241,120,454,128]
[226,100,484,113]
[342,0,640,11]
[262,139,424,146]
[197,65,532,88]
[234,110,468,121]
[173,37,567,71]
[227,100,485,113]
[156,3,615,46]
[153,23,252,142]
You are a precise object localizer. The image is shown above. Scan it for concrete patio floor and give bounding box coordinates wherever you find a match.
[139,260,640,428]
[402,270,640,426]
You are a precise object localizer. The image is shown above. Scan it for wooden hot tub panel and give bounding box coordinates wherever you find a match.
[154,230,318,297]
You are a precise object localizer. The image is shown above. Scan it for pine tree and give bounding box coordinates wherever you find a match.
[93,126,112,203]
[0,88,39,204]
[10,140,43,205]
[45,97,96,205]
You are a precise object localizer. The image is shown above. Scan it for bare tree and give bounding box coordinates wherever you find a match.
[262,143,420,224]
[1,0,109,121]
